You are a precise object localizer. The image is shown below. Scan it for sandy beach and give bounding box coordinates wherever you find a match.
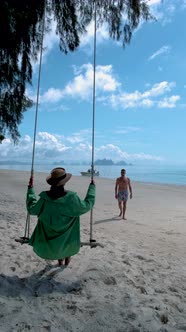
[0,169,186,332]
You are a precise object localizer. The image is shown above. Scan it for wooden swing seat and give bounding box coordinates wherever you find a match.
[15,237,29,244]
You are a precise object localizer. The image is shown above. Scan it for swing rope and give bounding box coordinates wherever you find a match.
[90,0,97,243]
[15,8,46,244]
[16,1,103,248]
[81,1,103,249]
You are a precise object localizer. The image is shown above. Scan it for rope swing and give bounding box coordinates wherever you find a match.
[81,1,103,249]
[16,1,103,249]
[15,8,46,245]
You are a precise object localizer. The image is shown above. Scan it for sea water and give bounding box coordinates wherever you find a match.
[1,163,186,186]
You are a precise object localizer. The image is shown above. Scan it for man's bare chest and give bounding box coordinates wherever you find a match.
[118,177,128,185]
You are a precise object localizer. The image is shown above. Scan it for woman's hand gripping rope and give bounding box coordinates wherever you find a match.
[28,175,34,188]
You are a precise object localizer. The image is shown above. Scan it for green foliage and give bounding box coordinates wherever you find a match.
[0,0,45,142]
[0,134,5,143]
[0,0,152,143]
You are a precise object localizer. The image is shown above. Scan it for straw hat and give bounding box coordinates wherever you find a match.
[46,167,72,186]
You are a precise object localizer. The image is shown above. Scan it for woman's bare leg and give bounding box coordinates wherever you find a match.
[65,257,71,266]
[58,259,64,266]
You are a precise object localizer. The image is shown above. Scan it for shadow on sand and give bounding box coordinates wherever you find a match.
[0,265,82,297]
[94,215,122,225]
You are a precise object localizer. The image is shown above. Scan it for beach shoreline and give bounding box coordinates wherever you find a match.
[0,169,186,331]
[1,166,186,188]
[1,163,186,186]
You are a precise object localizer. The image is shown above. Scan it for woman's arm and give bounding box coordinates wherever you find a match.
[26,187,44,215]
[67,183,96,217]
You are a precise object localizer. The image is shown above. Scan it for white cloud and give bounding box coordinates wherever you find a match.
[80,21,109,54]
[0,129,94,163]
[32,18,58,73]
[0,132,163,163]
[148,0,162,5]
[147,0,178,26]
[64,64,120,99]
[129,152,163,161]
[43,20,58,54]
[158,95,180,108]
[95,144,163,161]
[40,64,120,103]
[66,136,83,144]
[24,135,32,142]
[28,70,180,112]
[147,0,162,6]
[141,99,154,107]
[37,132,58,143]
[66,129,92,144]
[108,81,179,109]
[41,88,63,103]
[143,81,174,97]
[182,0,186,9]
[148,45,171,61]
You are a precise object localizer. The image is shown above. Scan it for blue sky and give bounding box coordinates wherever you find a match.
[1,0,186,165]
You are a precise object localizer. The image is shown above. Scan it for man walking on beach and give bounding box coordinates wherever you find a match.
[115,169,132,219]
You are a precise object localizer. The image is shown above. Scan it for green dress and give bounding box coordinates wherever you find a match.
[26,184,95,260]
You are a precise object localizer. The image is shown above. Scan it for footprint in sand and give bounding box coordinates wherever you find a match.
[122,258,131,266]
[10,266,16,272]
[103,276,117,285]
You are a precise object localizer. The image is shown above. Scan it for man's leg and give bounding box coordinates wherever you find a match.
[122,201,127,220]
[118,200,122,216]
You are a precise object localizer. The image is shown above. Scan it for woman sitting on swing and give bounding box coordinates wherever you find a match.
[26,167,96,266]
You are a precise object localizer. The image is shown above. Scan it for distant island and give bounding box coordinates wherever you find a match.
[52,159,133,166]
[0,160,31,165]
[0,159,132,166]
[94,159,132,166]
